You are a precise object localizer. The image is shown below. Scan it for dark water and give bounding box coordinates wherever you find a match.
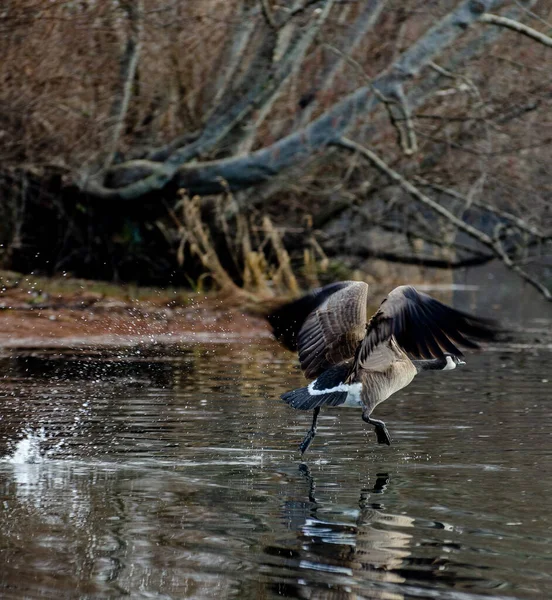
[0,338,551,599]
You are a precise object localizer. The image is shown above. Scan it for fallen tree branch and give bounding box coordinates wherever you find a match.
[82,0,502,200]
[145,131,201,163]
[293,3,540,230]
[334,136,552,300]
[481,12,552,47]
[142,0,535,207]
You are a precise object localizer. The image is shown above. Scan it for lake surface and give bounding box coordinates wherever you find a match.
[0,337,551,599]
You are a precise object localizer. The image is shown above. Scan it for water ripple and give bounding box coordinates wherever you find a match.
[0,344,551,599]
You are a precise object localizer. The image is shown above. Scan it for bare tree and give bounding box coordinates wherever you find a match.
[1,0,551,297]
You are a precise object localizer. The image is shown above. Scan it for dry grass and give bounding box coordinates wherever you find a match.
[169,191,329,299]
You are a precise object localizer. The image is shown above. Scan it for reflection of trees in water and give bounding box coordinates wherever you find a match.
[2,343,536,598]
[0,461,123,596]
[0,342,296,458]
[0,459,263,597]
[166,341,301,449]
[0,342,300,597]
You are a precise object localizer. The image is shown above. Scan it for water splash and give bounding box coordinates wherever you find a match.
[4,427,47,464]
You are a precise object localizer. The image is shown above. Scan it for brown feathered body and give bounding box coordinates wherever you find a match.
[353,340,417,412]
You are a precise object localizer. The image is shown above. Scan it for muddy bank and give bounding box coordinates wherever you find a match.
[0,271,272,348]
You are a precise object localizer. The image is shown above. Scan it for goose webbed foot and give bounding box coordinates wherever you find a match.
[362,412,391,446]
[299,407,320,455]
[373,421,391,446]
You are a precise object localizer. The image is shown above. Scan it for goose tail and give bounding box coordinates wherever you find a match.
[282,385,349,410]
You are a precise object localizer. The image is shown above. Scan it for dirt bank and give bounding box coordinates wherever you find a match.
[0,271,272,348]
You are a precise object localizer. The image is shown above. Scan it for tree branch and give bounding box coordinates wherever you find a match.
[260,0,277,29]
[334,136,552,300]
[98,0,543,200]
[236,0,336,154]
[208,2,260,115]
[296,0,387,127]
[414,176,550,240]
[481,12,552,47]
[389,1,539,132]
[318,43,419,156]
[354,209,493,257]
[104,0,143,171]
[82,0,503,200]
[324,243,495,269]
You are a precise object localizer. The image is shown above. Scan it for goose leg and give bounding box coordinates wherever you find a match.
[362,409,391,446]
[299,407,320,455]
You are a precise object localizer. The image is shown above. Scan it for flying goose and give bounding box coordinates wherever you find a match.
[268,281,497,454]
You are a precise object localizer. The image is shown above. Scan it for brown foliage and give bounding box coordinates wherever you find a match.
[0,1,551,296]
[0,0,234,166]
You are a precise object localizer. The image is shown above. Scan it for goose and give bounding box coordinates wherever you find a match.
[268,281,497,454]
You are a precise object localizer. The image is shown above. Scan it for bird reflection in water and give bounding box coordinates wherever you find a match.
[294,466,410,599]
[267,465,464,600]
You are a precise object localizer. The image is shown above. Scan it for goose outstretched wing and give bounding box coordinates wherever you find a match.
[268,281,354,352]
[355,285,498,372]
[295,281,369,378]
[269,281,369,379]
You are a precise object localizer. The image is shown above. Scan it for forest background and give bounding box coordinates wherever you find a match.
[0,0,551,305]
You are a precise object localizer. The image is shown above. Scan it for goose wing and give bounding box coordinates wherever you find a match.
[357,342,397,373]
[295,281,369,378]
[355,285,497,372]
[268,281,355,351]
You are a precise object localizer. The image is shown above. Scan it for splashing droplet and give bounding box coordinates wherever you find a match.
[6,428,47,464]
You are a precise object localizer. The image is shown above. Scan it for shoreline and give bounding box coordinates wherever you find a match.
[0,270,272,349]
[1,271,549,351]
[0,304,272,349]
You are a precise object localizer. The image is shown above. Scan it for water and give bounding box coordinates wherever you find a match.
[0,340,551,599]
